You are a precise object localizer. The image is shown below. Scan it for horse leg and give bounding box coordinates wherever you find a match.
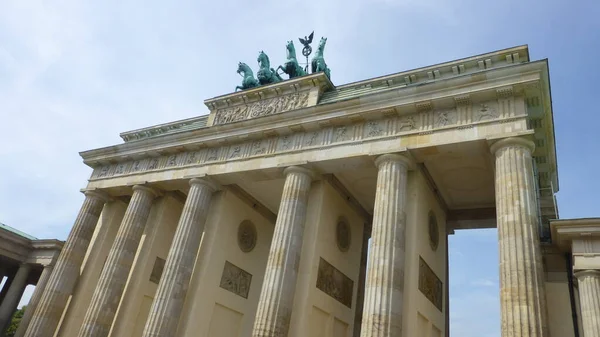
[235,86,242,92]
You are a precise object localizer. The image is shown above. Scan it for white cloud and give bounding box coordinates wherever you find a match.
[471,278,498,287]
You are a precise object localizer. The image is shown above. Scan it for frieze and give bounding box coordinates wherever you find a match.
[418,256,443,311]
[214,91,310,125]
[90,100,523,181]
[219,261,252,299]
[316,257,353,308]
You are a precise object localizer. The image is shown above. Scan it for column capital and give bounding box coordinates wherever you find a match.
[189,177,219,192]
[283,166,315,180]
[490,137,535,155]
[82,189,111,203]
[374,153,413,169]
[575,269,600,279]
[132,184,160,198]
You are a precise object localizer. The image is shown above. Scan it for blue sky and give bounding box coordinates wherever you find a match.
[1,0,599,336]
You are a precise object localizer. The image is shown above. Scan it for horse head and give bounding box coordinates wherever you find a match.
[318,37,327,51]
[237,62,252,76]
[286,40,295,52]
[257,51,270,69]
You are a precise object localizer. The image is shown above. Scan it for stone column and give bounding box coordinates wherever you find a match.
[252,166,313,337]
[142,178,216,337]
[491,137,548,337]
[575,270,600,337]
[77,185,157,337]
[15,265,54,337]
[360,154,410,337]
[0,264,31,334]
[24,190,108,337]
[0,271,16,306]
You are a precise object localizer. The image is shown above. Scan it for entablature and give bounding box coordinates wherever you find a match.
[81,61,546,166]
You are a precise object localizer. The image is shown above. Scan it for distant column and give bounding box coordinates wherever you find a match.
[0,271,16,306]
[24,190,109,337]
[360,154,410,337]
[15,264,54,337]
[252,166,313,337]
[491,137,548,337]
[575,270,600,337]
[0,264,31,334]
[142,178,216,337]
[77,185,158,337]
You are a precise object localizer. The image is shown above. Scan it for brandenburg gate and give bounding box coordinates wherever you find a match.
[15,44,600,337]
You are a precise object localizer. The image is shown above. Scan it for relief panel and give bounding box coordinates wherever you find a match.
[214,91,310,125]
[418,256,443,311]
[219,261,252,299]
[316,258,354,308]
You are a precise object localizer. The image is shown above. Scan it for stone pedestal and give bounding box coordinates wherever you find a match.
[24,191,108,337]
[0,264,31,334]
[15,265,54,337]
[142,178,216,337]
[575,270,600,337]
[359,154,410,337]
[77,185,157,337]
[491,137,548,337]
[252,166,313,337]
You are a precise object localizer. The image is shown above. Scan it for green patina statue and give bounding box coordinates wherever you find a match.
[257,51,282,85]
[236,62,259,92]
[311,37,331,79]
[277,40,306,79]
[235,33,331,91]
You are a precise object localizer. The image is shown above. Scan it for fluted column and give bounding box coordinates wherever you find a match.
[360,154,410,337]
[142,178,216,337]
[0,264,31,334]
[24,190,109,337]
[15,264,54,337]
[575,270,600,337]
[491,137,548,337]
[252,166,313,337]
[77,185,157,337]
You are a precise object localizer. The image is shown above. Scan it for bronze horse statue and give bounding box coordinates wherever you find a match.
[257,51,282,85]
[235,62,259,91]
[311,37,331,79]
[277,40,306,79]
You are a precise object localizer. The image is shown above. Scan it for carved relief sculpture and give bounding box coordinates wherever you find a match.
[477,103,499,120]
[237,220,257,253]
[214,92,309,125]
[219,261,252,299]
[399,116,416,130]
[316,258,353,308]
[428,211,439,251]
[418,257,443,311]
[336,218,351,252]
